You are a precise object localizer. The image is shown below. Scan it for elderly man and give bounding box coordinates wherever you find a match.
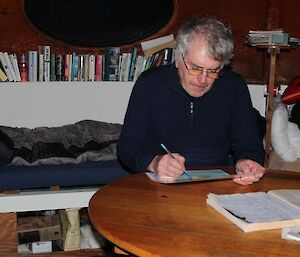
[117,16,265,185]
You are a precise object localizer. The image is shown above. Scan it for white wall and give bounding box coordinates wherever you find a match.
[0,81,275,128]
[0,81,133,128]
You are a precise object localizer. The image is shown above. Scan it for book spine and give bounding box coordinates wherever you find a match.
[43,46,51,82]
[133,55,143,81]
[0,52,13,81]
[104,47,120,81]
[38,46,44,81]
[55,54,64,81]
[71,52,78,81]
[19,53,28,82]
[64,54,70,81]
[125,53,132,81]
[83,54,89,81]
[68,54,72,81]
[28,51,38,82]
[4,52,17,81]
[119,53,127,81]
[9,54,21,81]
[162,48,174,65]
[149,52,161,69]
[77,54,84,81]
[95,54,103,81]
[50,53,56,81]
[128,48,137,81]
[0,66,8,82]
[88,54,95,81]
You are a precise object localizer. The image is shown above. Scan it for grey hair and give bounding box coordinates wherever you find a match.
[175,16,234,68]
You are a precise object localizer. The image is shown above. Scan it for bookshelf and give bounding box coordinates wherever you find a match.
[0,45,175,84]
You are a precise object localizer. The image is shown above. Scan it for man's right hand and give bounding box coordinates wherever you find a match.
[148,153,186,179]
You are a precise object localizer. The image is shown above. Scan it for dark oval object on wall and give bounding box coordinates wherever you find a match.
[23,0,175,47]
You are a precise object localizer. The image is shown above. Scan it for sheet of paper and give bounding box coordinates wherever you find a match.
[146,169,232,184]
[213,192,300,223]
[282,225,300,241]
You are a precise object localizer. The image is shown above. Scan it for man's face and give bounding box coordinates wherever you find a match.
[175,37,221,97]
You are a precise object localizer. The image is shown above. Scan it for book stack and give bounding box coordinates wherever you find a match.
[246,30,289,46]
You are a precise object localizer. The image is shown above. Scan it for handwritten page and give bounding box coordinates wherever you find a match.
[146,169,232,184]
[213,192,300,223]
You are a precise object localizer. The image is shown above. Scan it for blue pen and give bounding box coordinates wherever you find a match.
[160,143,191,177]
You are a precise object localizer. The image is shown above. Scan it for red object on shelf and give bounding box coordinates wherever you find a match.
[281,75,300,104]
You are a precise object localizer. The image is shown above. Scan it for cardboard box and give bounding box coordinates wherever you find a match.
[269,151,300,172]
[17,214,61,244]
[30,241,52,254]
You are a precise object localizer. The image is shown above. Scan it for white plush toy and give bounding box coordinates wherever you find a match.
[80,224,105,249]
[271,96,300,162]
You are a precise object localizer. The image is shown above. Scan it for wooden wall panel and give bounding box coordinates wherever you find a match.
[176,0,269,83]
[0,0,299,84]
[277,0,300,84]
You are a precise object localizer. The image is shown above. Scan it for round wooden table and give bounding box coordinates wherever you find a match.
[89,168,300,257]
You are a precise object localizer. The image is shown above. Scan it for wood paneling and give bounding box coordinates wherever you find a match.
[0,0,299,83]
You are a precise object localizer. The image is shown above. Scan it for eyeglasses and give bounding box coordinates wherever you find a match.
[181,54,221,79]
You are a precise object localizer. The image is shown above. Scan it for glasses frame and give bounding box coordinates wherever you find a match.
[181,54,222,79]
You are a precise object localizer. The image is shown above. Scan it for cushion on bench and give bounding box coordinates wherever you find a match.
[0,120,130,191]
[0,159,129,191]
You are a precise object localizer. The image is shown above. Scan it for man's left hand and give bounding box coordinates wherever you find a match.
[233,159,265,185]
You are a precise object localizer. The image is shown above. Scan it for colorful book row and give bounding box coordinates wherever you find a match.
[0,46,175,83]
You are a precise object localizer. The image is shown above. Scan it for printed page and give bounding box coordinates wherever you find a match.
[146,169,233,184]
[213,192,300,223]
[268,189,300,211]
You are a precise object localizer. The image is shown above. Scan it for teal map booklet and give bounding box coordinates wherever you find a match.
[146,169,234,184]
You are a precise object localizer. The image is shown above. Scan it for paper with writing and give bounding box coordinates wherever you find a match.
[146,169,232,184]
[213,192,300,223]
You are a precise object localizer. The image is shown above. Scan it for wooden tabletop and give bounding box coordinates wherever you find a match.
[88,168,300,257]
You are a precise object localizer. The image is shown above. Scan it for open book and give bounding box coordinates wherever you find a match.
[207,189,300,232]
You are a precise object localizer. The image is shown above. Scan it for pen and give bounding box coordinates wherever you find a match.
[160,143,192,177]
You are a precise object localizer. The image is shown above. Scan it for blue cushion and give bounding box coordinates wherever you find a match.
[0,160,129,191]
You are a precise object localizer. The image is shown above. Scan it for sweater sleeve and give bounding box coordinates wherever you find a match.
[117,73,158,172]
[229,78,265,165]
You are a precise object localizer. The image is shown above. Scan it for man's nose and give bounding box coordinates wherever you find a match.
[196,70,208,83]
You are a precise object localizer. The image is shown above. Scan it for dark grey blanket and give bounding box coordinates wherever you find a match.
[0,120,122,166]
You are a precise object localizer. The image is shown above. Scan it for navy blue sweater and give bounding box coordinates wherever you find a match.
[117,64,265,172]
